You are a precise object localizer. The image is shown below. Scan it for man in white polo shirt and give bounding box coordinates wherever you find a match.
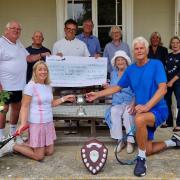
[0,21,29,142]
[52,19,90,57]
[52,19,90,134]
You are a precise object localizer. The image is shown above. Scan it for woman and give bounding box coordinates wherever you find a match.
[0,61,75,160]
[103,26,131,74]
[164,36,180,131]
[104,50,135,153]
[148,31,168,66]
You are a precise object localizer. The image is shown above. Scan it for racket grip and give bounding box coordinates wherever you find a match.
[14,125,29,136]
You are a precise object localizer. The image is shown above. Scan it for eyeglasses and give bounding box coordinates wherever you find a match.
[8,27,22,31]
[65,27,76,32]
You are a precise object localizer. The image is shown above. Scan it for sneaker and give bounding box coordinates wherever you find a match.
[64,121,71,135]
[63,130,71,135]
[0,138,15,157]
[134,156,147,177]
[0,136,6,144]
[114,140,125,153]
[127,142,134,154]
[171,133,180,148]
[71,121,78,134]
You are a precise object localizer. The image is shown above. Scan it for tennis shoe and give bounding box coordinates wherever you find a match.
[134,156,147,177]
[171,133,180,148]
[0,138,15,157]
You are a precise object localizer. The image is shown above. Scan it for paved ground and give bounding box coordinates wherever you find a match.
[0,123,180,179]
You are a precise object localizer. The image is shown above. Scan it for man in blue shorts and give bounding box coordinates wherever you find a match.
[86,36,180,177]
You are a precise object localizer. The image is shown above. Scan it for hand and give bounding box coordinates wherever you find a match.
[41,52,51,57]
[135,104,150,114]
[56,52,63,57]
[102,83,109,89]
[127,104,136,115]
[94,53,101,59]
[63,95,76,102]
[16,123,29,135]
[167,81,173,87]
[86,92,98,102]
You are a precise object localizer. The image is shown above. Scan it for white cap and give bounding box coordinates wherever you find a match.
[111,50,131,67]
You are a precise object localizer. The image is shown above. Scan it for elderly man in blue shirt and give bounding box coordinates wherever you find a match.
[76,19,101,57]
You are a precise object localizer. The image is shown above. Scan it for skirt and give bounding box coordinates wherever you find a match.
[28,121,56,148]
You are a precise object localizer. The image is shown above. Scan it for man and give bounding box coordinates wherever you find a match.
[52,19,90,134]
[52,19,90,57]
[0,21,28,143]
[76,19,101,57]
[26,31,51,83]
[86,37,180,177]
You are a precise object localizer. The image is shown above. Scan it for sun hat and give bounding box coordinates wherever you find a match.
[111,50,131,67]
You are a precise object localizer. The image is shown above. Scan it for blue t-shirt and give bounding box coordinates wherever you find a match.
[110,69,134,105]
[118,59,167,109]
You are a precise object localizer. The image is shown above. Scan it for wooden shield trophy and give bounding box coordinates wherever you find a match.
[81,139,108,175]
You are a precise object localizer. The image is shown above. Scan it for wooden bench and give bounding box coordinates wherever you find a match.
[53,104,110,137]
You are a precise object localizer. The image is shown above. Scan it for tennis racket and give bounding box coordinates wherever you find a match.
[114,126,137,165]
[0,125,29,149]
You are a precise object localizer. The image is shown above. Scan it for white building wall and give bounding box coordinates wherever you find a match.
[0,0,57,50]
[134,0,175,48]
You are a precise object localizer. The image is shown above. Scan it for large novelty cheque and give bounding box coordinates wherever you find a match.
[46,56,107,87]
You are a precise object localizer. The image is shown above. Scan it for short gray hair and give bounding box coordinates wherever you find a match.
[132,36,149,51]
[5,21,22,29]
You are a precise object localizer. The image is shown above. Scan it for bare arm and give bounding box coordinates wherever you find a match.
[17,94,32,133]
[135,83,167,113]
[52,95,75,107]
[26,54,41,62]
[167,75,179,87]
[86,85,121,102]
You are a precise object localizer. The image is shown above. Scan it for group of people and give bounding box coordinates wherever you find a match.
[0,18,179,177]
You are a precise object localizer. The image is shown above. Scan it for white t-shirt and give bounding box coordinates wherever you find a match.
[52,38,90,57]
[24,81,53,124]
[0,36,28,91]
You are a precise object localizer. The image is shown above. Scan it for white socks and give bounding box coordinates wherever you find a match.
[9,124,17,136]
[0,128,5,139]
[164,140,176,147]
[138,148,146,159]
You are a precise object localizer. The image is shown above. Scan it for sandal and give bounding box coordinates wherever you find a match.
[173,127,180,132]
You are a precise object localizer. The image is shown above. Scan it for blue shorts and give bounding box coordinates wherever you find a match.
[147,106,168,140]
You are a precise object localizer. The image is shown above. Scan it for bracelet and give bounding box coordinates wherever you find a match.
[61,97,65,103]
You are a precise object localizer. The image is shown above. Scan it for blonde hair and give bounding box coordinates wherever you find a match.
[109,25,122,37]
[150,31,163,46]
[31,61,51,85]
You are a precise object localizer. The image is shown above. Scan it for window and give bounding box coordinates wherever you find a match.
[67,0,123,49]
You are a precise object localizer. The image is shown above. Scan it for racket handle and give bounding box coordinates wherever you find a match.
[14,125,29,136]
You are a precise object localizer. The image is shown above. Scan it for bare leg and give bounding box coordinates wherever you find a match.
[13,144,45,161]
[146,141,167,156]
[10,102,21,125]
[45,144,54,156]
[0,104,9,129]
[135,112,167,155]
[135,112,155,151]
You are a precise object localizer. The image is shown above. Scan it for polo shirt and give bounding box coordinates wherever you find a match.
[52,38,90,57]
[0,36,28,90]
